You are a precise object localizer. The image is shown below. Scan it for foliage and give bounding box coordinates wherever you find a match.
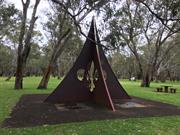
[0,0,180,85]
[0,45,15,76]
[137,0,180,32]
[109,52,138,79]
[0,2,20,43]
[103,0,180,87]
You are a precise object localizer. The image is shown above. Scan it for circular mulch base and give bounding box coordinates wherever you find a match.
[1,94,180,128]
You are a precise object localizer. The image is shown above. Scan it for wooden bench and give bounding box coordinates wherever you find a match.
[156,87,163,92]
[170,88,176,93]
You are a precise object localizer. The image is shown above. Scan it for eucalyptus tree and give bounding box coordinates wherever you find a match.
[155,34,180,82]
[37,5,75,89]
[38,0,111,89]
[0,2,19,43]
[0,2,22,80]
[14,0,41,89]
[137,0,180,32]
[104,0,180,87]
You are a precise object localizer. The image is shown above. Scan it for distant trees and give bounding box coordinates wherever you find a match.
[37,3,74,89]
[25,43,43,76]
[0,0,180,89]
[109,52,138,79]
[0,45,15,76]
[154,34,180,82]
[103,0,180,87]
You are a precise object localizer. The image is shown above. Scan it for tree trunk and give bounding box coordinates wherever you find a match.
[141,71,151,87]
[14,56,23,89]
[14,0,40,89]
[37,63,53,89]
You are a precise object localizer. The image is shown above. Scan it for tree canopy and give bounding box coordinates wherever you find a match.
[0,0,180,88]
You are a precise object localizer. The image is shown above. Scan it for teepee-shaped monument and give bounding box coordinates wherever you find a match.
[45,18,130,111]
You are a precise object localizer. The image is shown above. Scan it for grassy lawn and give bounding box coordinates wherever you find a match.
[0,77,180,135]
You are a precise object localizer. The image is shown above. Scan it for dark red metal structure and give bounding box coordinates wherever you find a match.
[45,18,131,111]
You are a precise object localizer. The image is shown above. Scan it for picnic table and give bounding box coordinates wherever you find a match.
[161,85,172,93]
[156,85,176,93]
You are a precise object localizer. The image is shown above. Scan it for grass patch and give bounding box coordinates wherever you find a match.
[122,80,180,106]
[0,77,180,135]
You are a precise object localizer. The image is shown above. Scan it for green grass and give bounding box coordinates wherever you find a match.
[122,80,180,106]
[0,77,180,135]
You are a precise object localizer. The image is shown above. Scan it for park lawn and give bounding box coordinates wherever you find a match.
[0,77,180,135]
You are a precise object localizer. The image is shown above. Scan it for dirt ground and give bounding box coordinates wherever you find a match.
[1,94,180,128]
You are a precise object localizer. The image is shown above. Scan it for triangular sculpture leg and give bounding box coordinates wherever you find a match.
[44,18,131,111]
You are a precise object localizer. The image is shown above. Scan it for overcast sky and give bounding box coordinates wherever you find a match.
[6,0,54,44]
